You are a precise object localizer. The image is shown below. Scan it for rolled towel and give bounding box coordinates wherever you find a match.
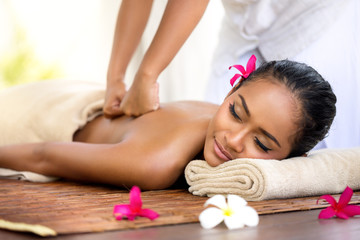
[0,169,58,183]
[185,147,360,201]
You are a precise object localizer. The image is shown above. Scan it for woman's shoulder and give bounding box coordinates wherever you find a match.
[126,100,217,154]
[160,100,219,117]
[130,100,217,133]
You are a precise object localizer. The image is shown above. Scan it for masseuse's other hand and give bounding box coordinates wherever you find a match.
[119,73,160,117]
[103,80,127,118]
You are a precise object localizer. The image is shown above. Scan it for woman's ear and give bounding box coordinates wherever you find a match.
[225,77,244,99]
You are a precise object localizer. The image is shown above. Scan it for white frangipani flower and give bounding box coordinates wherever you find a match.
[199,194,259,230]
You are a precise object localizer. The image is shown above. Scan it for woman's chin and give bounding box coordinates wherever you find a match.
[204,156,222,167]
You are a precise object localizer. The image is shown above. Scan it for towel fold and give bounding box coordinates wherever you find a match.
[0,79,105,182]
[185,147,360,201]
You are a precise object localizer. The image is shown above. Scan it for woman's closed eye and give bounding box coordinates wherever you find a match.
[229,102,272,153]
[229,102,242,122]
[254,137,271,153]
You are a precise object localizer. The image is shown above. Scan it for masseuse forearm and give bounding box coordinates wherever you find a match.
[107,0,153,82]
[138,0,209,78]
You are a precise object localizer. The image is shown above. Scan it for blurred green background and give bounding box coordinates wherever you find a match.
[0,26,62,88]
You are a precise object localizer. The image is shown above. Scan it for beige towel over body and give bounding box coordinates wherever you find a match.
[0,79,105,182]
[185,148,360,201]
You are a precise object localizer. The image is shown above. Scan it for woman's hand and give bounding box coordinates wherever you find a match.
[103,80,127,118]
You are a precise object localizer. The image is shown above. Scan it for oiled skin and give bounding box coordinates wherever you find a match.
[0,101,217,190]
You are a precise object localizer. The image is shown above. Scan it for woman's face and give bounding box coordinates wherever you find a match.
[204,79,299,167]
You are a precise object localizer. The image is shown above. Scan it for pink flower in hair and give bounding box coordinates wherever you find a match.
[229,55,257,86]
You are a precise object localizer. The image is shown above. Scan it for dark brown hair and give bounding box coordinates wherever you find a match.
[237,60,337,157]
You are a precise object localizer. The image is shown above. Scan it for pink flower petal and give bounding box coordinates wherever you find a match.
[129,186,142,212]
[318,194,337,208]
[318,206,336,219]
[338,186,353,209]
[113,205,132,215]
[342,205,360,217]
[230,74,241,86]
[335,211,349,220]
[139,208,159,220]
[113,205,132,220]
[229,65,246,75]
[246,55,257,74]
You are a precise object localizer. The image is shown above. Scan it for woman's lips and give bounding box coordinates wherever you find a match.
[214,139,232,161]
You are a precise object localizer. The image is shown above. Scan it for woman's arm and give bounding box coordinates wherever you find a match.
[0,141,180,190]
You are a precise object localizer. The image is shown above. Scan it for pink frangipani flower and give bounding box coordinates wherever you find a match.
[228,54,257,86]
[317,186,360,219]
[113,186,159,221]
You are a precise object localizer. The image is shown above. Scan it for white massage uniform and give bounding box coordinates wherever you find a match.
[205,0,360,150]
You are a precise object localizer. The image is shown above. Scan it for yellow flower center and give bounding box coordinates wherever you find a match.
[222,207,234,217]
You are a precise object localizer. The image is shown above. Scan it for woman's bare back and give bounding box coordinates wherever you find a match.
[74,101,217,145]
[0,101,217,190]
[0,80,215,189]
[70,101,218,188]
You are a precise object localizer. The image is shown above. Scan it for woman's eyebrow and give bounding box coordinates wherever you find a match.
[260,128,281,147]
[238,94,250,117]
[238,94,281,148]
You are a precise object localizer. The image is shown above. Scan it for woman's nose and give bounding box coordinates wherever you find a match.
[225,128,248,153]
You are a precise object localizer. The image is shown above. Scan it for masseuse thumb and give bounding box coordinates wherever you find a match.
[103,101,123,119]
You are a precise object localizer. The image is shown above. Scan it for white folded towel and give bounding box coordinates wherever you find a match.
[185,147,360,201]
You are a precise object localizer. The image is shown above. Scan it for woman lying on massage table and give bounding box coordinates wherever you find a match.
[0,58,336,190]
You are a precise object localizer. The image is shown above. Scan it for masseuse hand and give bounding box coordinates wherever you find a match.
[103,73,160,118]
[119,73,160,117]
[103,79,127,118]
